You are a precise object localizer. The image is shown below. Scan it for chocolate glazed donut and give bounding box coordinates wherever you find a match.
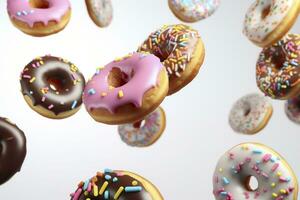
[0,117,26,185]
[20,55,86,119]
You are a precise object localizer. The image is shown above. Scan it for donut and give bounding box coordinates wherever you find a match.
[243,0,300,47]
[138,24,205,95]
[229,93,273,135]
[0,117,26,185]
[285,95,300,124]
[20,55,86,119]
[70,169,163,200]
[7,0,71,36]
[85,0,113,27]
[256,34,300,100]
[168,0,220,23]
[118,107,166,147]
[213,143,298,200]
[83,52,169,125]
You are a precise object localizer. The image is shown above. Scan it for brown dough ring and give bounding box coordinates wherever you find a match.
[70,169,163,200]
[138,24,205,95]
[0,117,26,185]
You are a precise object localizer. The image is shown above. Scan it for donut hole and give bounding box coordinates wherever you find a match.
[261,5,271,20]
[133,120,146,129]
[44,70,72,93]
[245,176,259,191]
[108,67,133,88]
[29,0,50,9]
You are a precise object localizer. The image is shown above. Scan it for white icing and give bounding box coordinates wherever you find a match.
[213,143,298,200]
[243,0,294,43]
[229,93,272,134]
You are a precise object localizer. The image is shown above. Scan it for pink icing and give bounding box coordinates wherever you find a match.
[7,0,71,27]
[83,52,164,113]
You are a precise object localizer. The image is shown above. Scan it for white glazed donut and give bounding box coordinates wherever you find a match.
[213,143,298,200]
[243,0,300,47]
[285,96,300,124]
[85,0,113,27]
[229,93,273,135]
[168,0,220,22]
[118,107,166,147]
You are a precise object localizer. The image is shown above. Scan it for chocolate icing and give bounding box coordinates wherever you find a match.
[71,170,153,200]
[0,117,26,185]
[20,55,85,115]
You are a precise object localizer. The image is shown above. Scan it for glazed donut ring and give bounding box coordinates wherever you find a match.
[0,117,26,185]
[20,55,86,119]
[83,52,169,125]
[85,0,113,27]
[138,24,205,95]
[70,169,163,200]
[285,95,300,124]
[243,0,300,47]
[7,0,71,36]
[213,143,298,200]
[168,0,220,23]
[229,93,273,134]
[118,107,166,147]
[256,34,300,100]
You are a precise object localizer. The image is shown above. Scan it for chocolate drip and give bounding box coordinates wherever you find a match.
[0,117,26,185]
[20,55,86,115]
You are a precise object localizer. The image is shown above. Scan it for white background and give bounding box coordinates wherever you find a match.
[0,1,299,199]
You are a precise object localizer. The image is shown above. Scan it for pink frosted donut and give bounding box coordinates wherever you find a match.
[7,0,71,36]
[83,52,169,125]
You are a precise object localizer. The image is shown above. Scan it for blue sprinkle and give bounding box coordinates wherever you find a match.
[88,88,96,95]
[125,186,142,193]
[71,101,77,109]
[105,175,112,180]
[113,177,118,182]
[104,191,109,199]
[104,168,113,173]
[222,177,230,185]
[256,161,261,164]
[270,157,276,162]
[253,149,263,154]
[83,179,90,190]
[220,192,228,196]
[17,11,22,16]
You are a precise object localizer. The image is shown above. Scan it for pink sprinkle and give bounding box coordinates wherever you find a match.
[243,192,249,199]
[23,75,31,79]
[72,188,82,200]
[229,153,234,159]
[262,154,271,162]
[48,104,54,109]
[255,192,260,199]
[288,187,294,192]
[41,96,46,102]
[32,63,37,68]
[272,163,279,172]
[263,189,268,193]
[87,182,92,192]
[116,172,124,176]
[262,172,269,178]
[279,176,287,182]
[245,157,251,162]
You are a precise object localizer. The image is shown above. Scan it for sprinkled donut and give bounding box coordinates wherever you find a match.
[83,52,169,125]
[85,0,113,27]
[229,93,273,135]
[243,0,300,47]
[256,34,300,100]
[213,143,298,200]
[0,117,26,185]
[138,24,205,95]
[118,107,166,147]
[70,169,164,200]
[20,55,86,119]
[285,95,300,124]
[168,0,220,23]
[7,0,71,36]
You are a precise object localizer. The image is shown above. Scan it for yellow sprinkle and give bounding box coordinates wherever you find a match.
[219,168,223,172]
[97,66,105,70]
[39,61,44,65]
[132,181,138,186]
[280,189,287,194]
[277,172,282,177]
[29,77,36,83]
[93,185,98,196]
[113,186,124,199]
[241,145,249,150]
[109,86,115,90]
[86,198,91,200]
[101,92,107,97]
[99,181,108,195]
[118,90,124,99]
[272,193,278,198]
[84,191,89,196]
[271,182,276,187]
